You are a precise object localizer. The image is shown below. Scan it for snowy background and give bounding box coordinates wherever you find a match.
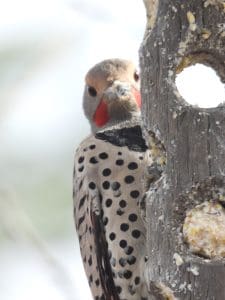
[0,1,224,300]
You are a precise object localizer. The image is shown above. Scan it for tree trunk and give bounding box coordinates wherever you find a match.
[140,1,225,299]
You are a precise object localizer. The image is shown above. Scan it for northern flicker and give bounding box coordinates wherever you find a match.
[73,59,152,300]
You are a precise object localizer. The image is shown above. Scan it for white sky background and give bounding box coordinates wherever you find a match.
[0,0,225,300]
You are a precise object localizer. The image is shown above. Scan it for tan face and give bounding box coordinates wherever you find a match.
[85,60,139,94]
[82,59,141,133]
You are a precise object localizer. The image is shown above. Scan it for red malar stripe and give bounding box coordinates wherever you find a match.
[132,88,141,108]
[93,100,109,127]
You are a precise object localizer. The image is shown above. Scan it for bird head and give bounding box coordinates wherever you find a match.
[83,59,141,133]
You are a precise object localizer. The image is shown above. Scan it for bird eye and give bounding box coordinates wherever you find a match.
[134,71,139,82]
[87,86,97,97]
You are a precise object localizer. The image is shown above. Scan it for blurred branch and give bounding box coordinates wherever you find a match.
[0,188,76,300]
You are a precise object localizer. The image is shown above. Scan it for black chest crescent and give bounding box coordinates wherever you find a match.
[95,125,148,152]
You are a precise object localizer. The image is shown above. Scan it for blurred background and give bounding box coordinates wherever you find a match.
[0,0,224,299]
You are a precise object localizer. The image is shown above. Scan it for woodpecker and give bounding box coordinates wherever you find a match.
[73,59,151,300]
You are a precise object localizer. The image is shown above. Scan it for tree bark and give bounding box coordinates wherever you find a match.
[140,1,225,299]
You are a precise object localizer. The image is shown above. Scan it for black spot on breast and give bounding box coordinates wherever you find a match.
[99,152,108,159]
[119,240,127,248]
[127,256,136,265]
[109,232,116,241]
[89,144,96,150]
[116,286,122,294]
[124,270,132,279]
[132,229,141,239]
[117,208,124,216]
[88,255,92,266]
[116,159,124,166]
[120,223,129,232]
[77,214,85,228]
[89,275,93,283]
[78,156,84,163]
[102,168,111,176]
[119,258,127,267]
[124,175,135,184]
[78,179,83,190]
[78,166,84,172]
[95,125,148,152]
[124,246,134,255]
[95,279,100,286]
[135,276,140,285]
[130,190,140,199]
[128,162,138,170]
[90,157,98,164]
[105,198,112,207]
[110,257,116,267]
[119,200,127,208]
[128,213,138,222]
[78,195,86,210]
[118,271,124,278]
[102,181,110,189]
[89,182,96,190]
[83,255,86,263]
[103,217,108,226]
[111,181,120,191]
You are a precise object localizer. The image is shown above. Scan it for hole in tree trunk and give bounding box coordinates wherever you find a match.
[173,176,225,259]
[176,64,225,108]
[183,200,225,259]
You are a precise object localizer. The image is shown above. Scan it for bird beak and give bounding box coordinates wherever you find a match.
[101,80,141,107]
[102,80,133,102]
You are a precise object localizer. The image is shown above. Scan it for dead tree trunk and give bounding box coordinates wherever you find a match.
[140,1,225,299]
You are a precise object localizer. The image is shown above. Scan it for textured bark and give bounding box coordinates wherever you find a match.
[140,1,225,299]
